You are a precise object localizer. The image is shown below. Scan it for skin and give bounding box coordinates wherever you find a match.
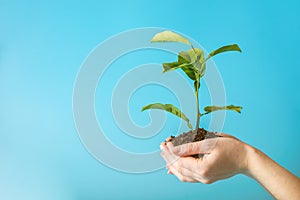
[160,133,300,200]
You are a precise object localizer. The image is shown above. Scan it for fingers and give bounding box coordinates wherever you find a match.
[167,139,218,156]
[162,150,213,184]
[161,145,198,182]
[168,164,197,182]
[160,134,240,184]
[160,141,167,150]
[162,143,201,170]
[161,143,206,182]
[161,142,180,166]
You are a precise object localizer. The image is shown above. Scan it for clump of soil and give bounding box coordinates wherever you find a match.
[170,128,218,146]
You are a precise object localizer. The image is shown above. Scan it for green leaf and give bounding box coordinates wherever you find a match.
[181,48,205,77]
[187,48,204,64]
[161,60,197,80]
[141,103,193,129]
[206,44,242,61]
[178,48,204,64]
[162,62,191,73]
[151,31,191,46]
[161,47,206,81]
[178,48,206,79]
[162,62,198,80]
[203,105,242,114]
[178,51,191,63]
[162,61,182,72]
[189,48,205,77]
[177,52,197,80]
[181,65,196,80]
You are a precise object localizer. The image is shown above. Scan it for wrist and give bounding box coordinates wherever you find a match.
[242,144,261,178]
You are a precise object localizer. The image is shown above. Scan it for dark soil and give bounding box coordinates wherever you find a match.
[170,128,219,158]
[170,128,218,146]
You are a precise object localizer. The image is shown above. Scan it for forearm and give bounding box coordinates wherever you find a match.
[244,145,300,200]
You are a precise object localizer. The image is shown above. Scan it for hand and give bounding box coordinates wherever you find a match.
[160,134,251,184]
[160,133,300,200]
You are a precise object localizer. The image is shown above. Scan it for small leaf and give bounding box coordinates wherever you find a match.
[142,103,193,129]
[191,48,205,77]
[178,52,197,80]
[204,105,242,114]
[163,62,198,81]
[206,44,242,61]
[187,48,204,64]
[162,61,182,72]
[178,48,205,79]
[151,31,191,46]
[161,47,206,80]
[181,65,196,80]
[178,51,191,63]
[162,62,195,74]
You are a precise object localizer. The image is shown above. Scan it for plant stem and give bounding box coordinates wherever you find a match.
[190,44,201,133]
[195,81,200,132]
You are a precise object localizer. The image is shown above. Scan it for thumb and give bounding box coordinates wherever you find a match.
[167,140,211,156]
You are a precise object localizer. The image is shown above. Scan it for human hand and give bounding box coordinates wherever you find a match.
[161,133,300,199]
[160,133,251,183]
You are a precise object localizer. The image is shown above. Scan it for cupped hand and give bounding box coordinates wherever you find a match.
[160,134,251,184]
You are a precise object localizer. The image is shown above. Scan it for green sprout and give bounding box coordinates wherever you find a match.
[141,31,242,132]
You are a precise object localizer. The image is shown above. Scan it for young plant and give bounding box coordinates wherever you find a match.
[141,31,242,143]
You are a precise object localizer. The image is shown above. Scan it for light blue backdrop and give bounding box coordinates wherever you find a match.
[1,0,299,199]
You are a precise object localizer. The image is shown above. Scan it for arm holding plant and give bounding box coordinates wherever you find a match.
[160,135,300,200]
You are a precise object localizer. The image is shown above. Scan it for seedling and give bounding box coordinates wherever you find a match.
[141,31,242,146]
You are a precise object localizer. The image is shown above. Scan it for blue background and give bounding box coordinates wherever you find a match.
[1,0,299,199]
